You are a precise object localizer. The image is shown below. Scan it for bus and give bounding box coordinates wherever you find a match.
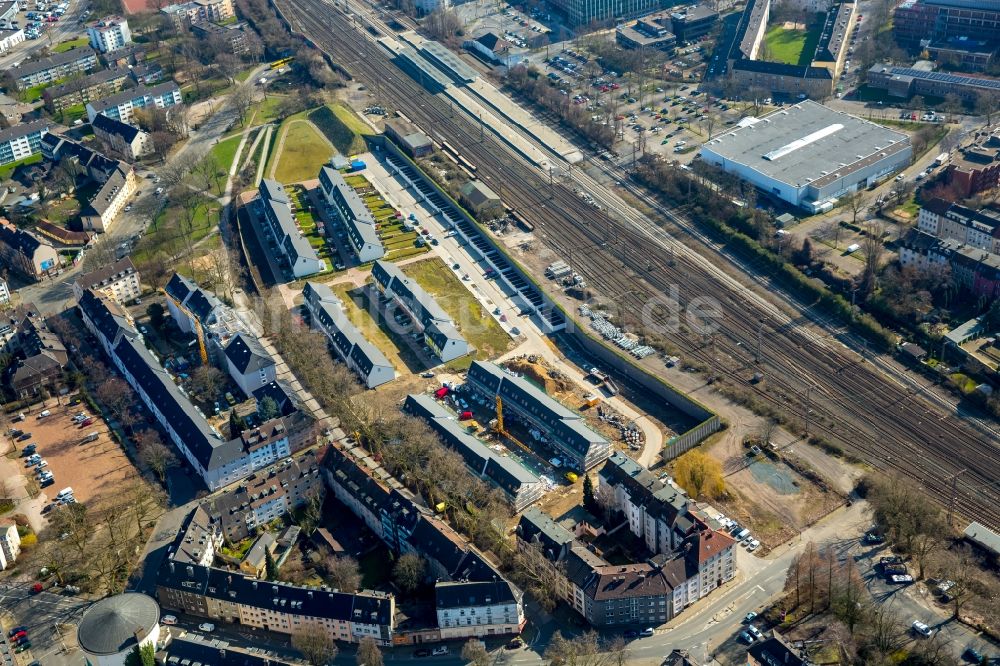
[269,56,295,69]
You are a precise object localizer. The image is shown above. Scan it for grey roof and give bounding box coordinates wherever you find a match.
[43,67,130,100]
[88,81,180,114]
[0,120,50,144]
[92,113,145,143]
[435,579,519,609]
[870,63,1000,93]
[75,257,137,292]
[12,47,96,79]
[162,636,299,666]
[964,521,1000,555]
[730,58,832,79]
[404,393,541,500]
[224,332,274,375]
[318,166,382,254]
[372,260,454,329]
[156,559,394,626]
[259,179,320,265]
[419,40,479,83]
[459,180,500,208]
[303,281,394,387]
[76,593,159,655]
[86,165,130,216]
[517,506,575,559]
[700,101,909,190]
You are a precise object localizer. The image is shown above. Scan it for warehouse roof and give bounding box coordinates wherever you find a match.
[700,101,909,189]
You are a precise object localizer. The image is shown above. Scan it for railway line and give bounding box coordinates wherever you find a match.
[275,0,1000,529]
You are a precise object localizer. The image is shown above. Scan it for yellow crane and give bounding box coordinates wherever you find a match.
[162,288,208,365]
[493,395,532,456]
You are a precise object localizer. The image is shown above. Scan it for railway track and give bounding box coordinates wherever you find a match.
[275,0,1000,529]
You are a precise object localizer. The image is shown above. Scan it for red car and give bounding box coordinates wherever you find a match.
[11,631,26,640]
[79,418,94,427]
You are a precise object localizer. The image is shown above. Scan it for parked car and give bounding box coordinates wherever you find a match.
[414,648,431,658]
[198,622,215,632]
[161,615,178,625]
[744,612,758,623]
[639,627,654,637]
[739,631,755,643]
[912,621,932,637]
[748,625,764,640]
[8,627,27,637]
[432,646,449,656]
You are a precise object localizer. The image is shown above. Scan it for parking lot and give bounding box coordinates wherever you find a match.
[10,398,134,515]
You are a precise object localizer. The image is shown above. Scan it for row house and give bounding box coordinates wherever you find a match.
[372,260,468,362]
[302,281,395,389]
[156,560,395,644]
[72,256,141,305]
[323,443,526,640]
[465,361,610,471]
[918,198,1000,255]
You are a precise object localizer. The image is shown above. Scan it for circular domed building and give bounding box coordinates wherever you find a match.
[77,592,161,666]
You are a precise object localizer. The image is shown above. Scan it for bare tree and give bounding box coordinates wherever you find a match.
[324,555,362,592]
[860,219,886,296]
[392,552,426,593]
[189,365,224,400]
[136,429,176,483]
[291,630,338,666]
[461,639,490,666]
[356,637,383,666]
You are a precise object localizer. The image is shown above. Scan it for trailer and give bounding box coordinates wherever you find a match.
[933,152,949,167]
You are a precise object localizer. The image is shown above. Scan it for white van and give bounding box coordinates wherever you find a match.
[56,487,73,499]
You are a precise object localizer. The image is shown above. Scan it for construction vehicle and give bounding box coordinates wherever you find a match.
[162,288,208,365]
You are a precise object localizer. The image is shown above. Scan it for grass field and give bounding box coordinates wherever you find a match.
[53,37,89,53]
[250,94,290,125]
[333,282,423,373]
[308,103,371,156]
[763,16,823,66]
[133,193,219,265]
[403,257,513,369]
[269,118,334,183]
[0,154,42,180]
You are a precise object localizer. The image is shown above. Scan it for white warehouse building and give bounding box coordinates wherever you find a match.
[698,101,911,213]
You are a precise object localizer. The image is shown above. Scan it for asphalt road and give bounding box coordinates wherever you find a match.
[0,581,89,666]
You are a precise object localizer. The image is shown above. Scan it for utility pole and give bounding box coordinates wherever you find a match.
[945,469,967,528]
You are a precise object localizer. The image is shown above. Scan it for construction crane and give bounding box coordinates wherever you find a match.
[162,288,208,365]
[492,395,532,456]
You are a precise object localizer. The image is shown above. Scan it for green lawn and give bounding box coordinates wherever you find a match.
[250,94,290,125]
[22,83,50,103]
[270,119,333,183]
[57,103,88,125]
[332,282,422,373]
[308,103,371,156]
[133,193,219,265]
[0,154,42,180]
[53,37,89,53]
[403,257,513,364]
[764,25,809,65]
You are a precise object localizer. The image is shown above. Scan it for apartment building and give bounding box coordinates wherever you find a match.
[86,16,132,53]
[257,179,324,279]
[92,113,154,161]
[515,455,737,627]
[41,132,137,233]
[9,47,98,89]
[160,0,235,27]
[2,301,67,398]
[917,199,1000,254]
[899,229,1000,300]
[546,0,661,27]
[372,260,468,362]
[170,505,222,567]
[404,393,544,511]
[72,256,141,304]
[323,443,526,640]
[156,560,395,644]
[191,20,256,56]
[0,521,21,570]
[301,281,395,389]
[0,279,9,305]
[77,289,314,491]
[0,219,59,280]
[197,450,325,543]
[86,81,183,124]
[223,332,277,396]
[0,120,49,166]
[465,360,611,471]
[42,67,131,112]
[318,166,385,263]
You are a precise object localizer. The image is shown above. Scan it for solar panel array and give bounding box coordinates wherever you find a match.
[887,66,1000,90]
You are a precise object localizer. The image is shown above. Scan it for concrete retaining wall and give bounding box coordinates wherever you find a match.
[563,326,721,461]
